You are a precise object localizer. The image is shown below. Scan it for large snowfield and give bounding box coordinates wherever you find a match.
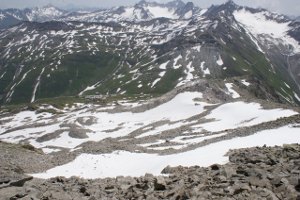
[0,91,299,179]
[33,125,300,179]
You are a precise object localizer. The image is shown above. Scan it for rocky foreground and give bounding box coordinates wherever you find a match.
[0,144,299,199]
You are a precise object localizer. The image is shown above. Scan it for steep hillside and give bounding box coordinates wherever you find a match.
[0,1,300,105]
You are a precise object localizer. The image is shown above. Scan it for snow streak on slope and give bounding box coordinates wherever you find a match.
[32,125,300,179]
[31,67,45,103]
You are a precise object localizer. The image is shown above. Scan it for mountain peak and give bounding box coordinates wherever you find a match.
[136,0,186,8]
[166,0,185,6]
[223,0,238,9]
[226,0,235,4]
[41,4,59,10]
[205,0,240,16]
[43,4,54,8]
[137,0,147,4]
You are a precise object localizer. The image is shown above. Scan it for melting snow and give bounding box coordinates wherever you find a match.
[151,78,161,88]
[284,82,291,89]
[159,71,166,77]
[199,101,297,132]
[31,67,45,103]
[225,83,240,98]
[294,92,300,102]
[173,55,182,69]
[200,61,210,76]
[192,45,201,52]
[241,79,250,86]
[216,55,223,66]
[159,61,169,70]
[185,61,194,81]
[32,125,300,179]
[0,71,7,80]
[0,92,206,150]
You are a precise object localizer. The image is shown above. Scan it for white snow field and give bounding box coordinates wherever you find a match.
[196,101,297,132]
[32,125,300,179]
[0,93,297,153]
[0,92,205,150]
[233,8,300,53]
[1,90,299,179]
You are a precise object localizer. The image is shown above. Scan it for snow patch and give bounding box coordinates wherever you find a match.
[199,102,297,132]
[151,78,161,88]
[146,6,178,19]
[216,55,223,66]
[225,83,240,98]
[183,10,193,19]
[200,61,210,76]
[159,61,169,70]
[173,55,182,69]
[241,79,250,86]
[294,92,300,102]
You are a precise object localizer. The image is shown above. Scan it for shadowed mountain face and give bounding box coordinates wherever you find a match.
[0,1,300,105]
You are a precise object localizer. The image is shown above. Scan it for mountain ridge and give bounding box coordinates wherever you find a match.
[0,0,300,105]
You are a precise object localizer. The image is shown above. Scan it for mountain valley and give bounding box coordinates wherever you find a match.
[0,0,300,199]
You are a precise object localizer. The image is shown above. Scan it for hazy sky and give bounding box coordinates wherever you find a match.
[0,0,299,16]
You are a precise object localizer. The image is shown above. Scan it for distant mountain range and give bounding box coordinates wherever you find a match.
[0,0,300,105]
[1,0,299,28]
[0,5,67,29]
[0,0,199,29]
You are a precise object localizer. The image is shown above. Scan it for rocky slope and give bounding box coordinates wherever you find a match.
[0,144,299,199]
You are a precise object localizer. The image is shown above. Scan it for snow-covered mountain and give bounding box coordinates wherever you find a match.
[62,0,199,22]
[0,5,67,29]
[25,5,67,21]
[0,0,200,29]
